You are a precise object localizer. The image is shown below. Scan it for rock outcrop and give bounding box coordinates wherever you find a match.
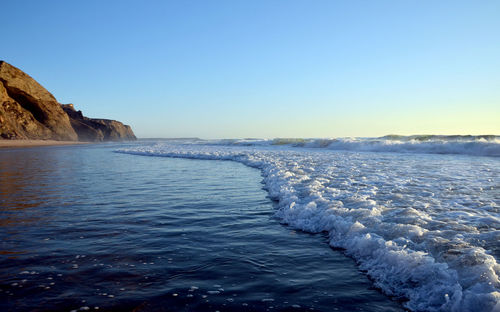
[0,61,77,140]
[61,104,136,142]
[0,61,136,142]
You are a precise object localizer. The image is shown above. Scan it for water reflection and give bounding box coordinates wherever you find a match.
[0,145,404,312]
[0,147,87,258]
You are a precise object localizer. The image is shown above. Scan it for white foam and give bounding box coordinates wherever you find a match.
[205,135,500,157]
[117,141,500,311]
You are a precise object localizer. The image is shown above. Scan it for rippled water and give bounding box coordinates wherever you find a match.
[119,140,500,312]
[0,144,404,312]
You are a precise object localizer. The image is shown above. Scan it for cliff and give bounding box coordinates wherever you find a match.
[0,61,77,140]
[61,104,136,142]
[0,61,136,142]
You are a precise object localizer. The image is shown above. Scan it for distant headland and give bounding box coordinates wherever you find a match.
[0,61,136,142]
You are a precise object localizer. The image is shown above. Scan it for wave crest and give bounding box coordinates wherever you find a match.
[208,135,500,157]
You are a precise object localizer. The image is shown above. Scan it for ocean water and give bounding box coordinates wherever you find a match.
[117,136,500,312]
[0,143,404,312]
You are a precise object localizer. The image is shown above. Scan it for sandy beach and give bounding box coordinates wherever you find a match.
[0,140,88,148]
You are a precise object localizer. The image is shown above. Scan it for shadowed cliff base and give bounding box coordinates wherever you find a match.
[0,61,136,142]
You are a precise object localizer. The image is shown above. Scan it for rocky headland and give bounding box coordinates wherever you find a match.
[61,104,136,142]
[0,61,136,142]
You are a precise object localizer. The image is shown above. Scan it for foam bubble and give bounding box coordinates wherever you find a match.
[117,141,500,311]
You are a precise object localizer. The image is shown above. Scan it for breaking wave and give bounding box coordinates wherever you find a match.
[207,135,500,157]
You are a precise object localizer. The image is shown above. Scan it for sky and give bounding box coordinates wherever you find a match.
[3,0,499,139]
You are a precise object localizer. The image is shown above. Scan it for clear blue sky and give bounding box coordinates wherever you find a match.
[3,0,499,138]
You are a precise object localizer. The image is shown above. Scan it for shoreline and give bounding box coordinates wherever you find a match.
[0,140,90,149]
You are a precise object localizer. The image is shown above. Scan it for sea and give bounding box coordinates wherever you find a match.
[0,135,499,312]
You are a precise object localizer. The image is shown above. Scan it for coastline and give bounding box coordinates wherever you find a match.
[0,140,89,149]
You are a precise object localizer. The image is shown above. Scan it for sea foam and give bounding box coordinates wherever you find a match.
[118,140,500,311]
[207,135,500,157]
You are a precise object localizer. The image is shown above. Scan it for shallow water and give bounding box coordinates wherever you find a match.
[119,140,500,312]
[0,144,404,312]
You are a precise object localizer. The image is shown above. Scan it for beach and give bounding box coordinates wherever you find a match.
[0,140,88,148]
[3,1,499,311]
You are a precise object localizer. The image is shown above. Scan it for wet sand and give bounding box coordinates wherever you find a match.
[0,140,88,148]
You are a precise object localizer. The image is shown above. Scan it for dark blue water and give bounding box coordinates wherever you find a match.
[0,144,405,311]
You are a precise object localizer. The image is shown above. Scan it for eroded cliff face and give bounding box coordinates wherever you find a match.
[61,104,136,142]
[0,61,77,140]
[0,61,136,142]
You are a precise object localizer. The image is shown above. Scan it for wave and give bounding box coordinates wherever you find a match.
[117,143,500,311]
[203,135,500,157]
